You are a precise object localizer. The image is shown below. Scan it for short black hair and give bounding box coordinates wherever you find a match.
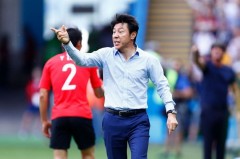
[67,28,82,47]
[211,42,226,52]
[111,14,139,43]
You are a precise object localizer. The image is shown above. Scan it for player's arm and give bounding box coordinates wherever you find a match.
[93,87,104,98]
[39,88,51,138]
[191,45,206,71]
[90,68,104,98]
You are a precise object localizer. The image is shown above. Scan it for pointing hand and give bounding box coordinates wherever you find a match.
[51,25,70,44]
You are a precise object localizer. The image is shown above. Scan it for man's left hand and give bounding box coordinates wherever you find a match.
[167,113,178,134]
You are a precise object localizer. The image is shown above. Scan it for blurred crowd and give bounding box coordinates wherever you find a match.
[144,0,240,158]
[187,0,240,69]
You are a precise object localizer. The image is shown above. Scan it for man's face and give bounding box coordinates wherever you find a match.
[112,23,134,50]
[211,47,224,62]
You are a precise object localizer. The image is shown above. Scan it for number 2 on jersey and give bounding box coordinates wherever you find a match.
[62,63,77,90]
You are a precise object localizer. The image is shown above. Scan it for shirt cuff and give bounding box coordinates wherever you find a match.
[165,102,175,112]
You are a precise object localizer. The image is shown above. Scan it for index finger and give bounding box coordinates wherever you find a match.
[50,27,59,34]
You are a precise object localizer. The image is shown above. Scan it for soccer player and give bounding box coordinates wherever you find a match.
[39,27,104,159]
[52,14,178,159]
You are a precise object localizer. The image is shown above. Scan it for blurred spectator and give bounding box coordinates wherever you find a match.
[162,59,193,158]
[187,2,240,152]
[18,67,42,139]
[192,43,239,159]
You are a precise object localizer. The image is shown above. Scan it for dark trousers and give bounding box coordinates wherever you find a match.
[102,111,150,159]
[201,110,229,159]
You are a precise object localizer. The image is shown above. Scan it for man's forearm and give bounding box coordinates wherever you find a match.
[40,108,48,123]
[193,50,201,67]
[63,42,87,66]
[192,50,205,70]
[39,89,49,123]
[39,99,49,123]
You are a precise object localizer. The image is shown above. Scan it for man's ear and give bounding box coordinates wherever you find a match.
[76,41,82,50]
[130,32,137,40]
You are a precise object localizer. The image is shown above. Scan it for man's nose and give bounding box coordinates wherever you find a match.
[113,33,119,38]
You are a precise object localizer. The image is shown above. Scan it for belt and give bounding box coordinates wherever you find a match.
[105,108,146,117]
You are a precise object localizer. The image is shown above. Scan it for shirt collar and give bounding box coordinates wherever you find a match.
[114,46,140,57]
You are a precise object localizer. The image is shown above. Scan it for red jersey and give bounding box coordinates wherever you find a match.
[39,52,102,120]
[26,79,40,107]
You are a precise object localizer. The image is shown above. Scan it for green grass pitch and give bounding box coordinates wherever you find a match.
[0,136,234,159]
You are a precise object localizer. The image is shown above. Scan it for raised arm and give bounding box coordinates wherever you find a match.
[191,45,206,70]
[51,25,103,67]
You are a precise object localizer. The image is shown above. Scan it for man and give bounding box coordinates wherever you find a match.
[39,28,104,159]
[192,43,240,159]
[52,14,178,159]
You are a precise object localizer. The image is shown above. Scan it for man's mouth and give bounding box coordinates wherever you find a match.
[114,41,120,45]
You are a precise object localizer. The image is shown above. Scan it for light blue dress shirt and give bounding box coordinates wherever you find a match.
[64,42,175,111]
